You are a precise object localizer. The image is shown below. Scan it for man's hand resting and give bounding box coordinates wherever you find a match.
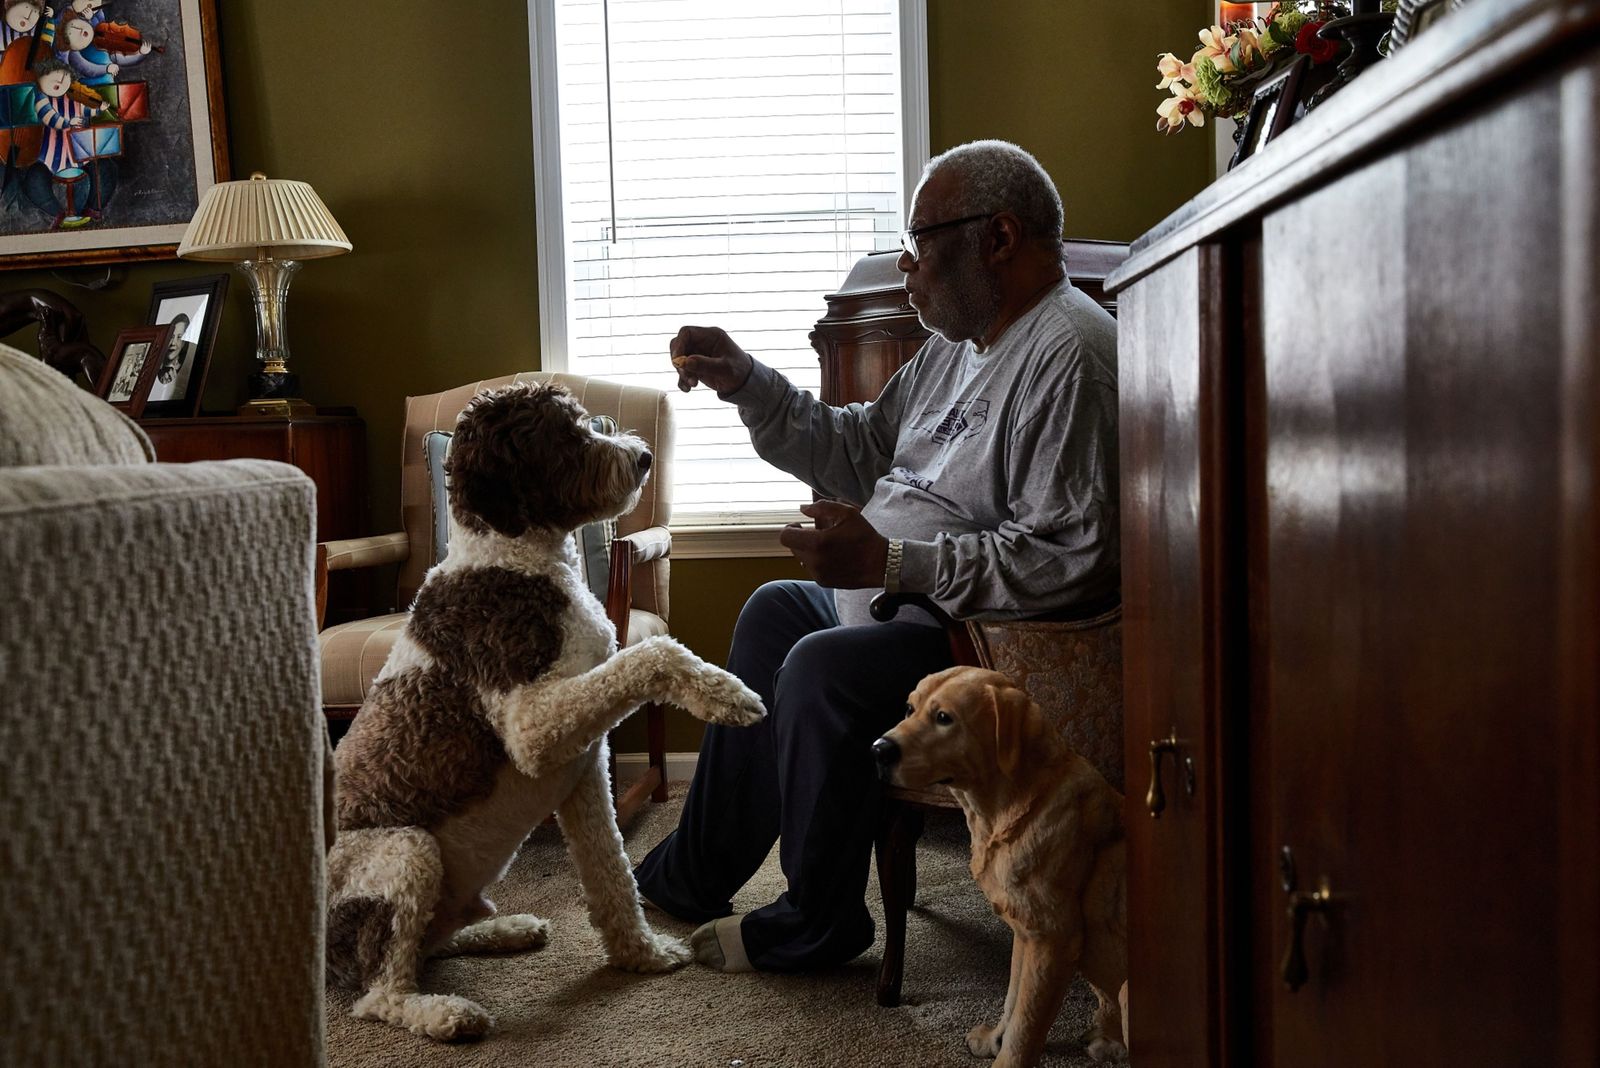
[779,500,891,590]
[670,325,754,395]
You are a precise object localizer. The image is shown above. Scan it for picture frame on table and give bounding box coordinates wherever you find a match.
[1230,55,1309,171]
[142,273,228,416]
[0,0,230,271]
[96,324,175,419]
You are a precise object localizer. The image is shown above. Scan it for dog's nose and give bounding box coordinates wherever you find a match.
[871,736,900,774]
[638,451,652,472]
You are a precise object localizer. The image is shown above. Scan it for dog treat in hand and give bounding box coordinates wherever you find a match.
[671,354,691,370]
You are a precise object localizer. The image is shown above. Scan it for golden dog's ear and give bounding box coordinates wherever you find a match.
[990,683,1033,778]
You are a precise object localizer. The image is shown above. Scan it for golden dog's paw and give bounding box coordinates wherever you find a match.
[608,930,692,972]
[1086,1037,1129,1064]
[680,666,766,727]
[966,1021,1004,1058]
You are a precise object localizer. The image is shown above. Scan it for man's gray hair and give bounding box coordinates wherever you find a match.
[922,140,1063,241]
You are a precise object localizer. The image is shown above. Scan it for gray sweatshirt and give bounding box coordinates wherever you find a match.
[727,278,1120,627]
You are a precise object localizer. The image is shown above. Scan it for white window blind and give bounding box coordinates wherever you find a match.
[538,0,915,528]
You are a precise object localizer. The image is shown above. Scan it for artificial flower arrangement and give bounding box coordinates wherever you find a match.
[1155,2,1393,134]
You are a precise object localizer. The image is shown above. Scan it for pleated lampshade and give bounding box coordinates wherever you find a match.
[178,172,352,261]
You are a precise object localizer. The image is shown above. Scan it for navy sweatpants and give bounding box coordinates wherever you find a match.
[633,580,953,971]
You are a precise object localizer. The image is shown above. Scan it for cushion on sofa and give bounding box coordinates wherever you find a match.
[0,343,154,466]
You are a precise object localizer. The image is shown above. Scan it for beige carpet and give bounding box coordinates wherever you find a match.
[326,787,1109,1068]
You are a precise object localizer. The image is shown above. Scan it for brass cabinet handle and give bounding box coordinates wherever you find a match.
[1146,734,1179,817]
[1281,882,1334,992]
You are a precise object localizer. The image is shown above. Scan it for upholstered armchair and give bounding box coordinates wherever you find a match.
[869,591,1124,1008]
[315,372,676,823]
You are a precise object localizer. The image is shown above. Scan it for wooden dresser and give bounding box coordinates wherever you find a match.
[809,240,1127,405]
[1105,0,1599,1063]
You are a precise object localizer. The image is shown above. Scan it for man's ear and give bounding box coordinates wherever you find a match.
[990,682,1033,778]
[985,211,1025,265]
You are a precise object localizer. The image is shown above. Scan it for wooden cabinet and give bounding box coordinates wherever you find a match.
[1107,0,1600,1062]
[809,241,1127,405]
[138,412,366,543]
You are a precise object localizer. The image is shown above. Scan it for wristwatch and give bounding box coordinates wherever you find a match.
[883,538,903,594]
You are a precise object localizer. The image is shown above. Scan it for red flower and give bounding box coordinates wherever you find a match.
[1296,20,1342,64]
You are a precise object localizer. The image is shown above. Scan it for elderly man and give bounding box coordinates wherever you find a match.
[634,140,1120,973]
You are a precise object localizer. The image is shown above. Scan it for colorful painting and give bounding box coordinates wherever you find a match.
[0,0,227,269]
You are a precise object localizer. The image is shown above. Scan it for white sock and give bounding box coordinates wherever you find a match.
[690,914,753,973]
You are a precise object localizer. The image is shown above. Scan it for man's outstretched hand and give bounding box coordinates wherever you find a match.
[779,500,890,589]
[670,325,754,395]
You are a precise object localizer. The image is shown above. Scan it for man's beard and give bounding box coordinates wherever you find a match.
[915,244,1001,343]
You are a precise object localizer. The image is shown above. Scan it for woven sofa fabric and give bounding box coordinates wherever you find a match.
[399,372,673,618]
[0,459,327,1067]
[423,419,617,601]
[0,343,153,466]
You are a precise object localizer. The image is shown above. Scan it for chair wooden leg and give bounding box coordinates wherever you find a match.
[875,801,926,1007]
[614,763,662,827]
[647,701,668,802]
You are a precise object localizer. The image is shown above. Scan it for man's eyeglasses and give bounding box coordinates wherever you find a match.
[899,213,993,262]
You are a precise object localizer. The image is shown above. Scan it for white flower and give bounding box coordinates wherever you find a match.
[1157,52,1196,90]
[1156,82,1207,134]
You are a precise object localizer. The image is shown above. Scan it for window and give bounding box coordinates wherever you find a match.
[530,0,928,553]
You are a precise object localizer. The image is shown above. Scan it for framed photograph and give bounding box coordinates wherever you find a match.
[0,0,230,271]
[96,323,175,418]
[1391,0,1468,50]
[142,272,227,416]
[1230,56,1309,170]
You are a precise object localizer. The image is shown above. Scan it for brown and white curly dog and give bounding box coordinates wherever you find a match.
[327,381,765,1041]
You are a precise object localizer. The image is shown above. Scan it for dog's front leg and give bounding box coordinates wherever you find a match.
[967,929,1025,1058]
[556,747,691,972]
[497,636,763,782]
[992,936,1078,1068]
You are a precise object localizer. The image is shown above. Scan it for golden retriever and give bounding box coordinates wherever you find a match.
[873,665,1128,1067]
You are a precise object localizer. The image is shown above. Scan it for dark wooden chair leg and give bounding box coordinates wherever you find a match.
[647,701,668,802]
[875,800,926,1007]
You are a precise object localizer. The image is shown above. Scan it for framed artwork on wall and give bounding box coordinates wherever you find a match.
[142,271,227,416]
[96,322,174,418]
[0,0,230,271]
[1230,55,1309,171]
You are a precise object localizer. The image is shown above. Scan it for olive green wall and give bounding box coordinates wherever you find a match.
[4,0,1211,753]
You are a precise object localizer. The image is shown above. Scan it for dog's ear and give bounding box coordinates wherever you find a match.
[990,682,1034,778]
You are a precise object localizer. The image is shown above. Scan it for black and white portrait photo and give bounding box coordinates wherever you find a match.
[144,274,228,416]
[146,311,195,404]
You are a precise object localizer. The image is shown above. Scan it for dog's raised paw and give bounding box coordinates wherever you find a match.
[608,930,693,972]
[679,667,765,727]
[966,1022,1004,1058]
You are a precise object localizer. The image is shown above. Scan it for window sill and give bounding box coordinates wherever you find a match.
[670,524,794,559]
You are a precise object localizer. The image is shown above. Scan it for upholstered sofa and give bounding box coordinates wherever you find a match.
[0,344,330,1066]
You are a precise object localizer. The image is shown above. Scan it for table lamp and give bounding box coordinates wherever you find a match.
[177,172,352,418]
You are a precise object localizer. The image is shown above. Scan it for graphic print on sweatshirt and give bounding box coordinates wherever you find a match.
[891,399,992,491]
